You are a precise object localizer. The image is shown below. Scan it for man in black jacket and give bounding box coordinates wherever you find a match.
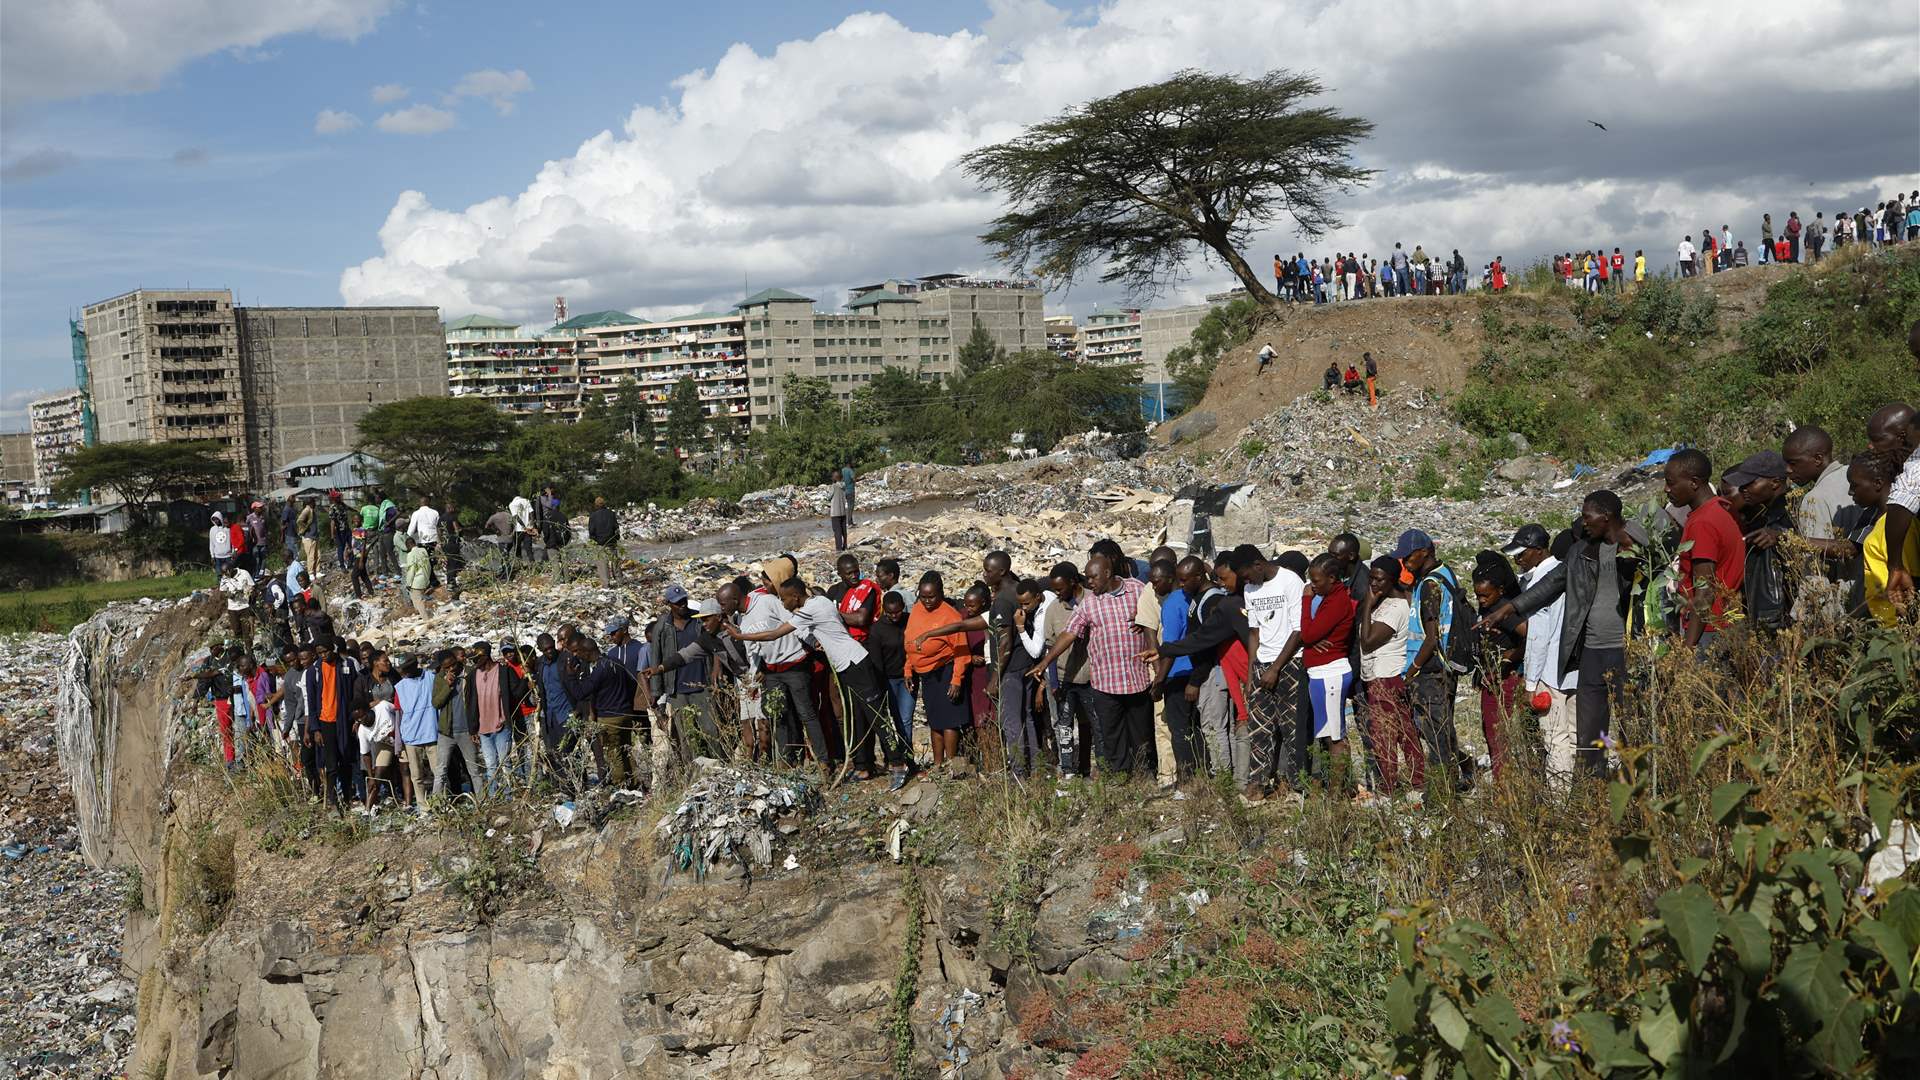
[1479,490,1645,777]
[567,635,640,788]
[587,496,620,585]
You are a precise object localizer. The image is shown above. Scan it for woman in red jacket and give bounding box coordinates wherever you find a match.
[1273,554,1356,778]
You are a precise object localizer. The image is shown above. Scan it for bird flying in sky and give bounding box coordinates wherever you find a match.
[1589,120,1608,131]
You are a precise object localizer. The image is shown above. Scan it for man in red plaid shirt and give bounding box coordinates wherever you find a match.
[1035,554,1154,776]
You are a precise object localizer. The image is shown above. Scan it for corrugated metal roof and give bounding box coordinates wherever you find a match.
[733,288,814,308]
[444,314,518,331]
[846,289,919,309]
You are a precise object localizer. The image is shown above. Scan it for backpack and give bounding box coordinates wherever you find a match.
[1418,568,1479,676]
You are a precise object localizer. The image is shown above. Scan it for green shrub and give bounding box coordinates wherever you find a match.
[1405,459,1445,499]
[1378,735,1918,1078]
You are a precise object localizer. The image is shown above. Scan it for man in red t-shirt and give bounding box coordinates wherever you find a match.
[828,553,879,642]
[1610,249,1625,292]
[1665,449,1746,651]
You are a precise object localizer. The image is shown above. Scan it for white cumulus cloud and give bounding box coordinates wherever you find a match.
[448,68,533,115]
[315,108,361,134]
[340,0,1918,322]
[1,0,397,103]
[370,82,409,104]
[375,104,455,135]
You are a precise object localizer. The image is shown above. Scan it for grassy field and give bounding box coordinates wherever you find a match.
[0,571,214,634]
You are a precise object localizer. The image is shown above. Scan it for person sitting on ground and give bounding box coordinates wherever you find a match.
[1342,364,1363,393]
[1323,363,1341,392]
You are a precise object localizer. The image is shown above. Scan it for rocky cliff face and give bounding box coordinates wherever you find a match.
[57,597,1137,1079]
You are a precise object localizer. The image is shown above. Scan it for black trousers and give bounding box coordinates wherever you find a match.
[838,656,905,770]
[766,667,829,767]
[1161,675,1201,778]
[830,515,848,551]
[1575,646,1627,777]
[1087,688,1153,777]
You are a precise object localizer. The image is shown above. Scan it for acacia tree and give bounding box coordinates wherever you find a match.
[962,69,1373,306]
[54,440,232,522]
[356,396,510,500]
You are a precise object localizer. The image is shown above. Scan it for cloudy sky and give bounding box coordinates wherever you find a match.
[3,0,1915,429]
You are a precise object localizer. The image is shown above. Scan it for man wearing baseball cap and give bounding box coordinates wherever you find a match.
[1722,450,1793,631]
[1389,528,1472,791]
[1481,491,1647,778]
[1501,524,1576,784]
[740,556,819,767]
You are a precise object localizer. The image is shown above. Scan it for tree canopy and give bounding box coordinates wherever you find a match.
[962,69,1373,305]
[355,396,510,501]
[584,384,654,446]
[54,440,233,520]
[664,377,708,457]
[753,374,879,486]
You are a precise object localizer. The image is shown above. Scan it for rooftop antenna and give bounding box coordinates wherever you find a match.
[554,296,567,325]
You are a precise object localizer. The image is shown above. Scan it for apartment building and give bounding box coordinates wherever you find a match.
[1079,306,1143,367]
[446,275,1045,435]
[78,289,443,490]
[446,314,591,420]
[574,310,752,443]
[1045,314,1080,360]
[28,389,88,492]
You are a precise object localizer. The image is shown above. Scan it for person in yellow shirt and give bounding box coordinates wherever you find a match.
[1848,450,1918,626]
[1633,249,1646,287]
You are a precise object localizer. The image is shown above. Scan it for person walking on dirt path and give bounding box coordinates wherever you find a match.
[1257,342,1275,375]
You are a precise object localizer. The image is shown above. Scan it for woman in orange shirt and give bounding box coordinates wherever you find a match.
[904,571,972,767]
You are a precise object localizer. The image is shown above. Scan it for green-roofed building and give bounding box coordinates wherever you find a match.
[845,289,918,310]
[549,309,642,333]
[445,313,593,422]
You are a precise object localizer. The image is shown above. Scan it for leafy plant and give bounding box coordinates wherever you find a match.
[1376,736,1920,1077]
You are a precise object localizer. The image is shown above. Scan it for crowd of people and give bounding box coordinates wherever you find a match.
[194,339,1920,813]
[209,481,630,637]
[1272,245,1485,303]
[1272,191,1920,300]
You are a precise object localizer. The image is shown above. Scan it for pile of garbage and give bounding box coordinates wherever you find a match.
[655,763,821,879]
[0,632,136,1078]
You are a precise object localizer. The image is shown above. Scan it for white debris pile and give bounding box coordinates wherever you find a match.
[0,632,136,1078]
[655,763,821,877]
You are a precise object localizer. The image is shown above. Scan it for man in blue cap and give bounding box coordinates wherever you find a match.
[1390,528,1472,792]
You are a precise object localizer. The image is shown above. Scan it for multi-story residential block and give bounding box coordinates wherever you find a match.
[28,389,88,493]
[445,314,590,420]
[1079,306,1143,366]
[575,310,752,444]
[1044,315,1080,360]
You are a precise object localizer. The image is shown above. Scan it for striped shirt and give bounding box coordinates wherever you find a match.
[1065,577,1151,695]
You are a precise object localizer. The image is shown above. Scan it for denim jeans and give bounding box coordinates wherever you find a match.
[478,729,513,796]
[432,730,478,798]
[887,677,914,754]
[1050,681,1096,775]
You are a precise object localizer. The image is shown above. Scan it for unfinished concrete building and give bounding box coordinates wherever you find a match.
[78,289,444,490]
[80,289,247,476]
[236,306,445,486]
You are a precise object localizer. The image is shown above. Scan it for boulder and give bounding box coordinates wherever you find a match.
[1165,410,1218,444]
